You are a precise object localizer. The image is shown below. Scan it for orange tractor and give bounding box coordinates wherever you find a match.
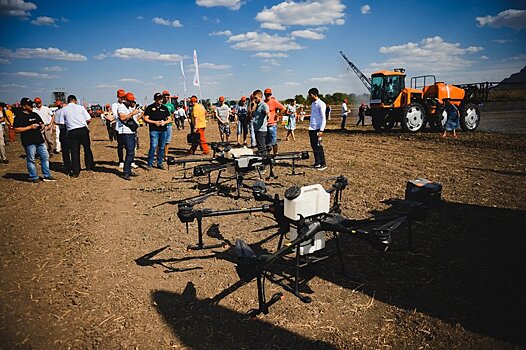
[340,51,484,133]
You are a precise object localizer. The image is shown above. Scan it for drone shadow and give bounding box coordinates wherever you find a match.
[152,282,337,349]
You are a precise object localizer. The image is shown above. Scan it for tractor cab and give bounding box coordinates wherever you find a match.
[370,69,406,105]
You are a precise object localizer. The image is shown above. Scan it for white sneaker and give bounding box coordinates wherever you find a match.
[131,162,138,169]
[119,162,124,169]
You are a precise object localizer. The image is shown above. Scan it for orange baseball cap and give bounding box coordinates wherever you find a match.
[125,92,135,101]
[162,90,170,96]
[219,96,225,102]
[117,89,126,98]
[34,97,42,103]
[190,96,198,103]
[343,98,348,102]
[241,96,247,101]
[264,88,272,95]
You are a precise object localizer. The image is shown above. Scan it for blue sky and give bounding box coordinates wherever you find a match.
[0,0,525,105]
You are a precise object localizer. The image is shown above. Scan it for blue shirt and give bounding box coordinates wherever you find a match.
[252,102,269,132]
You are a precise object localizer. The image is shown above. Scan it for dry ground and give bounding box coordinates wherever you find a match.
[0,116,525,349]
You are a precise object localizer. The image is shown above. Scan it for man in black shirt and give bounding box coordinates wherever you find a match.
[13,98,55,182]
[143,92,171,169]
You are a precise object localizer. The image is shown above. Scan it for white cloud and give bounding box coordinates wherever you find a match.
[291,30,325,40]
[111,48,183,62]
[93,53,108,60]
[0,0,36,17]
[136,16,143,20]
[476,9,526,30]
[200,63,231,70]
[361,4,371,14]
[31,16,57,26]
[309,76,342,83]
[94,84,117,89]
[196,0,244,10]
[0,58,10,64]
[252,52,289,58]
[202,16,220,23]
[480,55,489,60]
[284,81,300,86]
[43,65,65,72]
[153,75,163,80]
[0,47,87,61]
[255,0,345,30]
[375,36,484,72]
[502,54,526,62]
[227,32,303,51]
[119,78,143,83]
[494,39,512,44]
[152,17,183,28]
[15,71,53,79]
[209,30,232,36]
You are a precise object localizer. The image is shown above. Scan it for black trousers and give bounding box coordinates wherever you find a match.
[341,114,347,129]
[59,125,72,171]
[356,114,365,126]
[309,130,326,166]
[68,127,94,175]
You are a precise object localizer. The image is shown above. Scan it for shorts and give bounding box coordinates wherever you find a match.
[266,124,277,146]
[219,123,230,136]
[164,124,173,144]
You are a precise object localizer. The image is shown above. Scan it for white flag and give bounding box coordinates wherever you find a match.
[180,60,187,93]
[192,50,200,87]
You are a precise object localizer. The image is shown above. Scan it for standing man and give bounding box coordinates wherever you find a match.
[0,107,8,163]
[144,92,171,169]
[61,95,95,177]
[215,96,231,142]
[175,104,186,130]
[235,96,249,146]
[341,98,348,130]
[188,96,209,155]
[251,90,269,156]
[263,88,285,156]
[13,98,55,182]
[112,89,137,169]
[308,88,327,171]
[162,90,175,159]
[53,101,72,173]
[356,101,368,127]
[5,105,16,142]
[117,92,141,180]
[33,97,55,154]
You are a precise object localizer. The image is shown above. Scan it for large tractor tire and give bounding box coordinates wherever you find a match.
[431,105,447,131]
[401,103,426,132]
[460,103,480,131]
[372,111,394,132]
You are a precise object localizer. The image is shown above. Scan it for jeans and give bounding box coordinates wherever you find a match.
[25,143,51,180]
[266,124,277,146]
[341,114,347,129]
[148,130,166,167]
[250,122,256,147]
[309,130,326,167]
[119,133,136,175]
[68,127,95,176]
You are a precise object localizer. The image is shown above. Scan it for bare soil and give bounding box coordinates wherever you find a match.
[1,117,524,349]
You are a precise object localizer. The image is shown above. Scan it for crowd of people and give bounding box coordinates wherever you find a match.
[0,86,388,182]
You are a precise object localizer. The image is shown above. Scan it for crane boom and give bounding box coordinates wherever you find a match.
[339,51,371,92]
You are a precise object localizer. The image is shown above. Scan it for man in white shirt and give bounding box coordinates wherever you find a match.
[341,98,349,130]
[116,92,141,180]
[61,95,94,177]
[308,87,327,170]
[53,101,72,173]
[33,97,55,154]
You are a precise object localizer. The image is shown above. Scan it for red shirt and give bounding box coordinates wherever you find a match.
[265,97,285,125]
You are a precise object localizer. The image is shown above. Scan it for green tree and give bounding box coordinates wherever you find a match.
[294,94,306,105]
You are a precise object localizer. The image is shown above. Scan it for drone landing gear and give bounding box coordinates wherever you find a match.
[246,274,284,318]
[287,157,305,176]
[186,213,228,251]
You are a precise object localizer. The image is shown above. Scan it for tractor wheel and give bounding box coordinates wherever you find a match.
[432,105,447,131]
[460,103,480,131]
[401,103,426,132]
[372,112,394,132]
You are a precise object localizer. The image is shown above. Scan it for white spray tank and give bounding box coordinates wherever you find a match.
[284,184,330,255]
[225,146,254,174]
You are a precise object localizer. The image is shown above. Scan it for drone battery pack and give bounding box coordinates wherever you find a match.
[405,178,442,206]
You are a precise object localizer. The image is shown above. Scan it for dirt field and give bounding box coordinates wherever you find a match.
[1,116,525,349]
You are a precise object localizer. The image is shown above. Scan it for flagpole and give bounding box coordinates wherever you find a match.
[180,60,187,108]
[193,49,202,102]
